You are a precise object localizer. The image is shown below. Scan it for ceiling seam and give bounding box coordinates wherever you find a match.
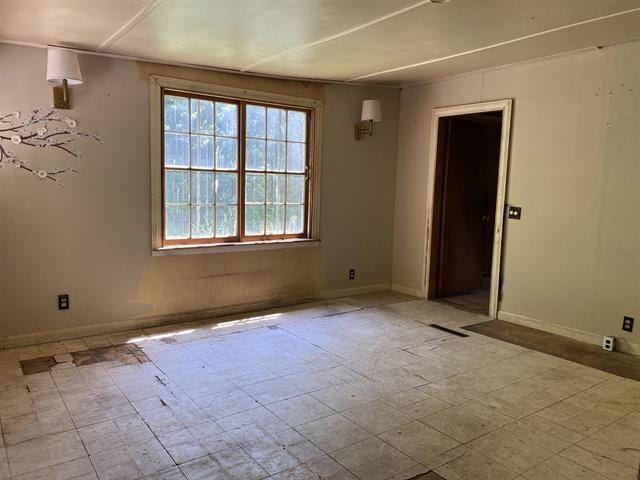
[240,0,434,72]
[398,45,600,89]
[348,6,640,82]
[98,0,164,51]
[0,39,401,89]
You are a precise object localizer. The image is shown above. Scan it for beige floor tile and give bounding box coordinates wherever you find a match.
[243,378,304,405]
[422,445,468,470]
[304,454,358,480]
[399,395,451,419]
[63,388,136,428]
[240,434,302,474]
[221,366,280,387]
[296,414,370,453]
[283,369,343,393]
[311,384,377,412]
[559,445,637,480]
[216,406,289,443]
[7,430,87,476]
[341,400,413,434]
[466,422,568,474]
[417,380,471,405]
[267,394,335,426]
[158,422,235,464]
[434,449,519,480]
[522,455,608,480]
[269,428,325,463]
[269,464,318,479]
[179,447,267,480]
[138,399,210,436]
[421,401,513,443]
[138,466,186,479]
[78,414,154,455]
[0,448,8,480]
[378,420,459,464]
[0,389,66,420]
[577,431,640,468]
[381,388,433,409]
[90,438,174,480]
[10,457,96,480]
[518,414,586,444]
[1,404,75,445]
[330,437,416,480]
[193,387,260,419]
[386,464,433,479]
[590,413,640,448]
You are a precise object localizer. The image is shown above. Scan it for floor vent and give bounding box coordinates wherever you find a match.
[429,324,469,337]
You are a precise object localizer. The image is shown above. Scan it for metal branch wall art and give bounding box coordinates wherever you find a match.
[0,107,100,185]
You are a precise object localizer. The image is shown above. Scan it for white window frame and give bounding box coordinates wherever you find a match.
[149,75,323,256]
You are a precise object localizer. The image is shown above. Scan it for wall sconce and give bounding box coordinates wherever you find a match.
[355,99,382,140]
[46,47,83,109]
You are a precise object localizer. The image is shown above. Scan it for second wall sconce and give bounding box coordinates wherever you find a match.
[46,47,83,109]
[355,99,382,140]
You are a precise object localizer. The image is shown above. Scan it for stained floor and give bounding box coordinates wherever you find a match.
[0,292,639,480]
[464,320,640,381]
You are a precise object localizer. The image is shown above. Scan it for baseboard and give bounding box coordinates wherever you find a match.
[498,310,640,356]
[391,283,424,298]
[317,283,391,300]
[1,283,391,349]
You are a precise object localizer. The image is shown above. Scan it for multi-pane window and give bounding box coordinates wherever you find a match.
[244,104,307,236]
[162,90,310,245]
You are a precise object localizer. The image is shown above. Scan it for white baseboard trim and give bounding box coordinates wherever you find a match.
[1,283,391,349]
[497,310,640,356]
[391,283,424,298]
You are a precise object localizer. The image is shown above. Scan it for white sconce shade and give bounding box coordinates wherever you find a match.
[355,99,382,139]
[46,48,83,85]
[361,99,382,122]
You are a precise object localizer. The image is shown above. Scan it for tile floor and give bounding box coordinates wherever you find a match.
[0,291,639,480]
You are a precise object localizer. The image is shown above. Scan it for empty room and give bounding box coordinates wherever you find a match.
[1,1,639,479]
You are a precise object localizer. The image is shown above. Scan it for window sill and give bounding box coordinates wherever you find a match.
[152,238,320,256]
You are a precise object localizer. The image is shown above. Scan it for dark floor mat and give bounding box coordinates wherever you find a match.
[464,320,640,381]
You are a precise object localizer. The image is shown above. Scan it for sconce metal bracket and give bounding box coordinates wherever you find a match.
[52,79,71,109]
[354,120,374,140]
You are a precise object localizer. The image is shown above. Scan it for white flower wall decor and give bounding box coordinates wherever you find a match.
[0,106,100,185]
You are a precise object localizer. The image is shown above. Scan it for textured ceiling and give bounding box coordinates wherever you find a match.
[1,0,640,86]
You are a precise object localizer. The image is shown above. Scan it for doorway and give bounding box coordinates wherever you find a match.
[424,100,512,318]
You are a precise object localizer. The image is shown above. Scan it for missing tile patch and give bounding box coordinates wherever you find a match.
[72,344,150,367]
[429,323,469,338]
[20,356,57,375]
[20,344,150,375]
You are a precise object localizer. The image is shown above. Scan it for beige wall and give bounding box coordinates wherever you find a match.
[0,44,399,339]
[392,41,640,350]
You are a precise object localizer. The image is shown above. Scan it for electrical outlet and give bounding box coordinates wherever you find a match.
[623,316,634,332]
[348,268,355,280]
[58,294,69,310]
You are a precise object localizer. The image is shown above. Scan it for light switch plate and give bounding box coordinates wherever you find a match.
[508,206,522,220]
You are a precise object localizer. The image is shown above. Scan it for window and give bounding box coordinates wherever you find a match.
[155,81,320,251]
